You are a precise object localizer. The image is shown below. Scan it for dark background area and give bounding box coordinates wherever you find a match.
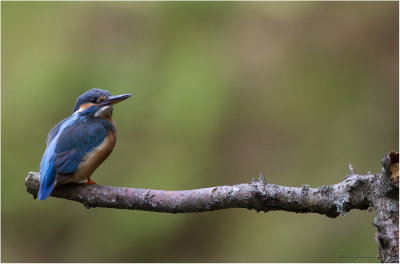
[2,2,398,262]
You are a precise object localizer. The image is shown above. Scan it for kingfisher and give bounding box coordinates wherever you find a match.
[37,88,131,200]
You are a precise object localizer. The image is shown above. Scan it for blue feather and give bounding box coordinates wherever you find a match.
[38,114,79,200]
[54,118,110,175]
[46,118,67,145]
[38,111,114,200]
[38,154,56,200]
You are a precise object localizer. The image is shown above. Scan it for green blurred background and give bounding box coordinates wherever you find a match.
[2,1,398,262]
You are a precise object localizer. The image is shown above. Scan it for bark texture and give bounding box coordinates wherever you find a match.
[373,152,399,263]
[25,152,399,262]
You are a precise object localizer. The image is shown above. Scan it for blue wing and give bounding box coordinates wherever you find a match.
[38,116,111,200]
[53,119,109,176]
[38,131,59,200]
[38,116,77,200]
[46,118,68,145]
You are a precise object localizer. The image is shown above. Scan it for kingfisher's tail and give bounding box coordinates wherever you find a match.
[38,178,56,200]
[38,162,56,200]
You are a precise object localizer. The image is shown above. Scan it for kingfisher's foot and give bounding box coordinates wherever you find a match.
[86,179,96,185]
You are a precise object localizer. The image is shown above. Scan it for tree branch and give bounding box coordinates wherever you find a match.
[373,152,399,263]
[24,152,399,262]
[25,171,373,217]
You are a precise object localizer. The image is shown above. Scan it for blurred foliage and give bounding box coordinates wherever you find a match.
[2,2,398,262]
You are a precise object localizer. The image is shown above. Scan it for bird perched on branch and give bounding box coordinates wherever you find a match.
[38,88,131,200]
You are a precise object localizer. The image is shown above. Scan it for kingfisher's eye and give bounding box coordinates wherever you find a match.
[90,98,97,103]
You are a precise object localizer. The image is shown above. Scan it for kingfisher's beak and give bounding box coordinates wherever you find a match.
[102,94,132,106]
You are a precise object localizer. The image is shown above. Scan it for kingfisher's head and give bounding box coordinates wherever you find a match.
[73,88,131,117]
